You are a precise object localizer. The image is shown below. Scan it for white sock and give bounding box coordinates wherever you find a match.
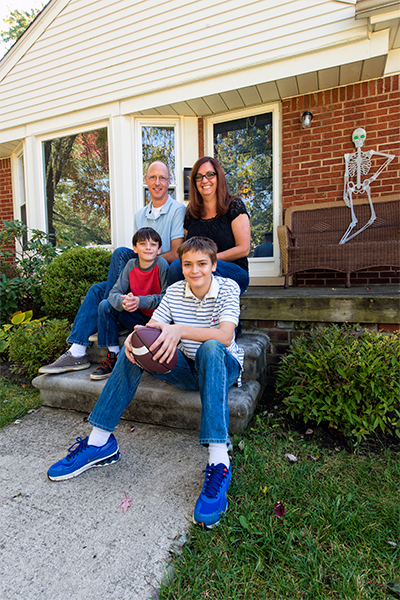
[69,343,87,358]
[108,346,120,355]
[88,426,111,447]
[208,443,230,468]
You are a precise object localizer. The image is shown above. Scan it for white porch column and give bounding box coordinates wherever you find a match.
[23,135,47,233]
[108,115,136,249]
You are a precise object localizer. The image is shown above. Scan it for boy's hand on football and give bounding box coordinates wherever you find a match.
[148,322,180,364]
[121,293,139,312]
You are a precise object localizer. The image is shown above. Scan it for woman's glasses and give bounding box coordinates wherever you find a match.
[194,171,216,182]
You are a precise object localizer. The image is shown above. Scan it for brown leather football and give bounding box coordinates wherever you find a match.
[129,326,178,374]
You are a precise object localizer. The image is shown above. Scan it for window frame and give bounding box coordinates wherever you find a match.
[205,103,282,280]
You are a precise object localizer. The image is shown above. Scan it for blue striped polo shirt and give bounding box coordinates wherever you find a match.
[152,275,244,376]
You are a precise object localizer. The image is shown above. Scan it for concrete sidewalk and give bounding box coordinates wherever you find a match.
[0,407,206,600]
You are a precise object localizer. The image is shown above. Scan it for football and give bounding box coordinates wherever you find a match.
[129,326,178,374]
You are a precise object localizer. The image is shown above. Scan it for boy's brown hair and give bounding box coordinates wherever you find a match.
[177,236,218,265]
[132,227,162,248]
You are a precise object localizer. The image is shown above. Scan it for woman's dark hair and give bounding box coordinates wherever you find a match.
[188,156,235,219]
[132,227,162,248]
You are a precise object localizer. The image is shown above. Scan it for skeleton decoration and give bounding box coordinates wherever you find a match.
[340,128,395,244]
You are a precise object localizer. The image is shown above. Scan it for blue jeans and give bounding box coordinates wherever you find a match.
[88,340,240,445]
[67,247,136,347]
[167,258,249,295]
[97,300,149,347]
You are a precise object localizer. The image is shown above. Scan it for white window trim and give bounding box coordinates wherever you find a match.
[205,103,282,281]
[133,117,183,214]
[11,144,26,224]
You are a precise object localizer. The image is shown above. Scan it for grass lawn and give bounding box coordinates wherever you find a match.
[0,376,40,429]
[159,405,400,600]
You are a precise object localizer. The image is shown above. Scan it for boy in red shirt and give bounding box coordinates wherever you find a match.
[90,227,169,380]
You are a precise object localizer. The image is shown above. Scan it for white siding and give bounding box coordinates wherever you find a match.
[0,0,368,127]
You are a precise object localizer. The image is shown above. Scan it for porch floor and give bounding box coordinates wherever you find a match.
[240,284,400,325]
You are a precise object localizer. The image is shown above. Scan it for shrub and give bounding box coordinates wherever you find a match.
[0,310,35,360]
[8,318,70,379]
[0,274,25,324]
[276,324,400,441]
[41,246,112,321]
[0,219,73,324]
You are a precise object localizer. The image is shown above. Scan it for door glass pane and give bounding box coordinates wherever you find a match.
[142,126,175,205]
[43,128,110,246]
[214,113,273,257]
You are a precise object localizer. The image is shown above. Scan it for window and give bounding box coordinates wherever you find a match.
[139,123,179,205]
[207,104,281,278]
[43,127,110,246]
[213,112,273,257]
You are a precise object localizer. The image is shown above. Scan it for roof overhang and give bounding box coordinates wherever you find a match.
[356,0,400,20]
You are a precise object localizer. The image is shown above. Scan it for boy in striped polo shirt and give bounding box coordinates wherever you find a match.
[47,237,244,529]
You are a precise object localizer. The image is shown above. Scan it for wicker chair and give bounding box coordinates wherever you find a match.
[277,194,400,287]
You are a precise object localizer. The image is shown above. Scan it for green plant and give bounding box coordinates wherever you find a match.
[0,310,34,359]
[276,324,400,441]
[8,318,70,379]
[0,219,73,323]
[0,274,25,323]
[40,246,111,321]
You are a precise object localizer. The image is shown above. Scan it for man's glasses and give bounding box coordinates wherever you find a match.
[147,175,170,183]
[194,171,216,182]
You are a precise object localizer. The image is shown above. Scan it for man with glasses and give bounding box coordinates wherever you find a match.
[39,161,186,375]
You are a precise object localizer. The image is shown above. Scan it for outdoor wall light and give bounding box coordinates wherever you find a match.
[300,110,314,129]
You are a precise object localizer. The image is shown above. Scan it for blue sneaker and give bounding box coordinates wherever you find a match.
[47,435,120,481]
[193,463,232,529]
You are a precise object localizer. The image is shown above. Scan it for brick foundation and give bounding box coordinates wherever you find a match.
[242,319,400,387]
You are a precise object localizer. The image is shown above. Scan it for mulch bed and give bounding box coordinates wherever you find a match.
[0,361,32,386]
[257,385,400,455]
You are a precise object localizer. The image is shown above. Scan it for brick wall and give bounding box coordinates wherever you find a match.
[282,75,399,208]
[0,158,13,223]
[198,117,204,158]
[281,74,400,286]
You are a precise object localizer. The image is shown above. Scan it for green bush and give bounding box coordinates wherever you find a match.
[0,310,35,360]
[8,318,70,379]
[0,219,73,324]
[0,274,25,324]
[41,246,111,322]
[276,324,400,441]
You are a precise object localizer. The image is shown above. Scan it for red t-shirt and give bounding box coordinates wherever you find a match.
[128,264,161,317]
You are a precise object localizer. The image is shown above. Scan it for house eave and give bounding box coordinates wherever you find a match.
[355,0,400,20]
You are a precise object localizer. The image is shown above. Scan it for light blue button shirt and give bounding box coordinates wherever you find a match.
[134,196,186,255]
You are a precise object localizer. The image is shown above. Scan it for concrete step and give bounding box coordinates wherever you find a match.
[32,332,269,434]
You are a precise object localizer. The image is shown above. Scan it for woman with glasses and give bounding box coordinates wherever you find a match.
[168,156,250,294]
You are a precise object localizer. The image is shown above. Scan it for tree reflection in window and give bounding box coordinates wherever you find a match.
[214,113,273,257]
[142,126,175,205]
[43,128,110,246]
